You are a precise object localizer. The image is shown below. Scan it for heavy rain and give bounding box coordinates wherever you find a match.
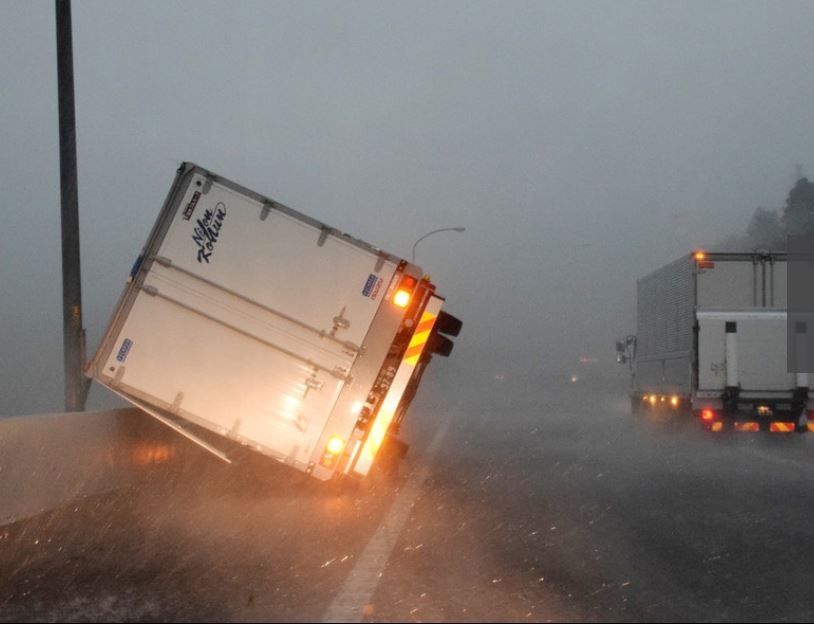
[2,1,814,622]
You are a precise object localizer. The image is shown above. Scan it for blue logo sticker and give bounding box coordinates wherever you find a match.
[116,338,133,363]
[362,273,377,297]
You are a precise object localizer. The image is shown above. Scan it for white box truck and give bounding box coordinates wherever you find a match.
[617,251,813,432]
[87,163,461,479]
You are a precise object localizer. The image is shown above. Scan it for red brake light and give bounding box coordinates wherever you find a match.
[393,275,417,308]
[701,409,715,421]
[394,289,411,308]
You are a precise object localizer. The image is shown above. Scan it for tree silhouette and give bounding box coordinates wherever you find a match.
[782,177,814,236]
[746,206,784,248]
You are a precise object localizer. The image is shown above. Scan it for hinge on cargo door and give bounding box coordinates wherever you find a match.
[303,375,324,399]
[343,341,364,355]
[201,175,214,194]
[171,392,184,414]
[332,367,352,383]
[317,226,330,247]
[260,201,276,221]
[375,253,386,273]
[330,307,351,336]
[305,376,323,392]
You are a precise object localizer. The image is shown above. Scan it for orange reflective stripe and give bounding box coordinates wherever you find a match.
[413,317,437,336]
[407,329,432,349]
[402,312,436,365]
[770,422,795,432]
[403,345,425,363]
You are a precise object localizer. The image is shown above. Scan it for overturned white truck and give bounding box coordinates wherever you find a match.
[87,163,461,479]
[618,251,813,432]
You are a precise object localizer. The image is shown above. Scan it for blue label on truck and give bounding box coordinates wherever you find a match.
[116,338,133,363]
[362,273,378,297]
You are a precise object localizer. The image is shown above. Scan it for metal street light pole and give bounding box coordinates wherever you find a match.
[56,0,90,411]
[411,227,466,264]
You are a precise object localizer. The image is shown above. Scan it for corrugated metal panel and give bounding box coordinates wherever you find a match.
[637,255,694,358]
[635,356,691,394]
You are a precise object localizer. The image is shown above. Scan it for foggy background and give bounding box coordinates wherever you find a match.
[2,0,813,415]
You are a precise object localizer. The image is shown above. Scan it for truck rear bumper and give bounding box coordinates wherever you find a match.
[693,394,811,432]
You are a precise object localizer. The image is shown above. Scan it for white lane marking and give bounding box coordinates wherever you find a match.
[321,416,452,623]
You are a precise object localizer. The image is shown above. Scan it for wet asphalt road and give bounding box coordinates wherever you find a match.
[2,367,814,623]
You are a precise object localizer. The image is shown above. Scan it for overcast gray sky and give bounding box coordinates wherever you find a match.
[2,0,813,414]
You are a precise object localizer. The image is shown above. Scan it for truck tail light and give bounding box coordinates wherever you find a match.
[320,435,346,469]
[326,435,345,455]
[393,289,411,308]
[700,409,723,431]
[393,275,417,308]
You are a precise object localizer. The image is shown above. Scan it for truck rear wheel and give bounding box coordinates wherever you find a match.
[384,432,410,459]
[370,433,410,479]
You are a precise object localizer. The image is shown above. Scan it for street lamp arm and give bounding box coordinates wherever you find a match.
[411,227,466,264]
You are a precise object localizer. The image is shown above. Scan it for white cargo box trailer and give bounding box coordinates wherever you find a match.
[88,163,461,479]
[619,251,812,431]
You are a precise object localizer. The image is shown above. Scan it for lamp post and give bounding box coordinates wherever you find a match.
[56,0,90,411]
[411,227,466,264]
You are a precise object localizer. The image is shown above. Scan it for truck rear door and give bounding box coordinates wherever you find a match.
[91,166,398,469]
[697,310,793,393]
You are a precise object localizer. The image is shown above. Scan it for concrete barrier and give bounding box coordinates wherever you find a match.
[0,408,196,525]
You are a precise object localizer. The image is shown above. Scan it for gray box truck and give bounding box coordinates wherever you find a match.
[87,163,461,479]
[617,251,812,432]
